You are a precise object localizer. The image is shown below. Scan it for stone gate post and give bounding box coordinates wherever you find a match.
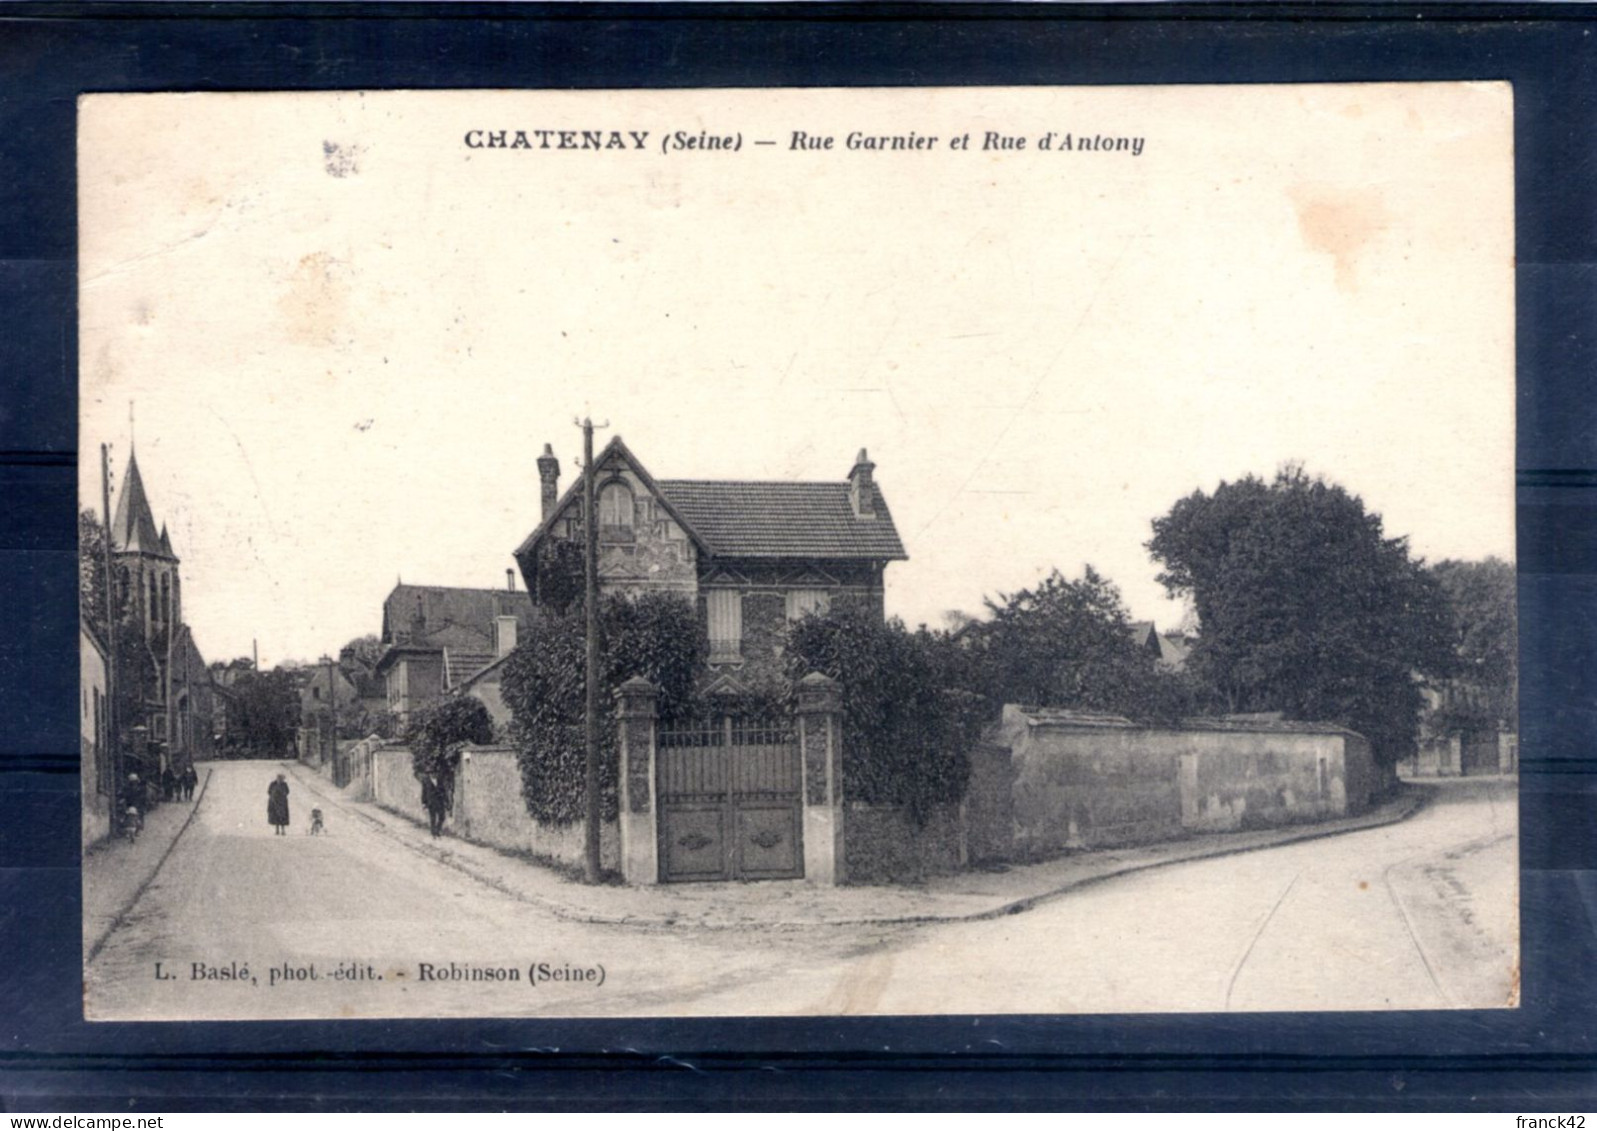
[796,671,845,885]
[615,676,659,885]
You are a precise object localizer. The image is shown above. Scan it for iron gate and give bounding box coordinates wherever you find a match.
[657,716,803,882]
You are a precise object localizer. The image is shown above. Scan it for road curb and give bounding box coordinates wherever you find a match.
[963,787,1431,926]
[85,766,214,965]
[291,761,1432,931]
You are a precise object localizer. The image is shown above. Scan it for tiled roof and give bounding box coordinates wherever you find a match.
[456,652,511,691]
[1157,633,1192,669]
[382,584,534,651]
[657,480,908,561]
[444,649,496,688]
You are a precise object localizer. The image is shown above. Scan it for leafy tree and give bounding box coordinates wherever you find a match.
[502,593,705,824]
[339,633,384,669]
[406,695,495,795]
[79,509,110,637]
[964,566,1192,720]
[784,609,990,819]
[338,701,399,741]
[1147,465,1456,768]
[226,668,302,757]
[1426,557,1517,738]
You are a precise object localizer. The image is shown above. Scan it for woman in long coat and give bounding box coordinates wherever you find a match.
[267,773,290,834]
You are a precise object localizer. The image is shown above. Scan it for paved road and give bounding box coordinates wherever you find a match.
[677,776,1518,1016]
[84,760,901,1020]
[85,762,1516,1019]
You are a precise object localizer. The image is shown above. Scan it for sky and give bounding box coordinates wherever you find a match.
[78,86,1515,669]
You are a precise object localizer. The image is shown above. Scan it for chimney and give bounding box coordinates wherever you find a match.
[848,448,877,519]
[494,615,518,659]
[505,568,515,592]
[537,443,560,521]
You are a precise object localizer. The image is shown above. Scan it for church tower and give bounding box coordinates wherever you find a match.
[109,449,181,758]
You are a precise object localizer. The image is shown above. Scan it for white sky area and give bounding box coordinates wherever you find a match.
[79,86,1515,668]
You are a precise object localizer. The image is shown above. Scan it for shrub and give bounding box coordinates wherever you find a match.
[406,695,494,794]
[502,593,705,825]
[784,610,990,820]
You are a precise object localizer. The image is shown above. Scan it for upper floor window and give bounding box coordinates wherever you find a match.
[785,589,831,622]
[707,590,743,663]
[598,481,635,542]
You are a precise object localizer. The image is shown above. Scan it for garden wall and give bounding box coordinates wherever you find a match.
[976,706,1373,859]
[842,802,964,884]
[453,744,619,871]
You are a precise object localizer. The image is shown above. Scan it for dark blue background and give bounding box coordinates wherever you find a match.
[2,5,1594,1111]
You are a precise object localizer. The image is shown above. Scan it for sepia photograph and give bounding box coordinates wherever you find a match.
[77,84,1517,1021]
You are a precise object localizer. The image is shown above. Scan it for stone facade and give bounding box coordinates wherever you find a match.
[696,563,885,685]
[515,436,906,686]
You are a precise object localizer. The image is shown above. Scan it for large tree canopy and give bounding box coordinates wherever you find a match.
[1147,466,1455,766]
[963,566,1196,722]
[1427,556,1518,737]
[226,668,302,757]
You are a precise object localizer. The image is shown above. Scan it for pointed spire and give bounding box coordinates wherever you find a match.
[159,522,173,556]
[111,449,163,555]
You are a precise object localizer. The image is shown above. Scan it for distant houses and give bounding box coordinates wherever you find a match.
[374,580,534,726]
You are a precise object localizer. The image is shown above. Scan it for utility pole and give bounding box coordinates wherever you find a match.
[101,444,120,824]
[577,415,607,884]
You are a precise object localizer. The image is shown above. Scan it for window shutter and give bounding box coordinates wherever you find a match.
[785,589,831,621]
[708,590,743,662]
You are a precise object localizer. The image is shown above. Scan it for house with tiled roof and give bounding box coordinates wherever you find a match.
[1127,620,1193,671]
[513,437,908,687]
[375,581,533,722]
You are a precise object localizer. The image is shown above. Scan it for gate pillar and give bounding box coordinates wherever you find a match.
[615,676,659,885]
[796,672,845,885]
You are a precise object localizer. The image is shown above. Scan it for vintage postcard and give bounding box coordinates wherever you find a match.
[78,85,1517,1020]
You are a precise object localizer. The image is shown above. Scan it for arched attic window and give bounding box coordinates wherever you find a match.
[598,480,635,542]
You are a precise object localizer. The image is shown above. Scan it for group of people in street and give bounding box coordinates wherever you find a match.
[121,756,199,843]
[161,766,198,802]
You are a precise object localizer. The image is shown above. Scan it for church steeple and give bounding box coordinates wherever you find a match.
[111,450,170,558]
